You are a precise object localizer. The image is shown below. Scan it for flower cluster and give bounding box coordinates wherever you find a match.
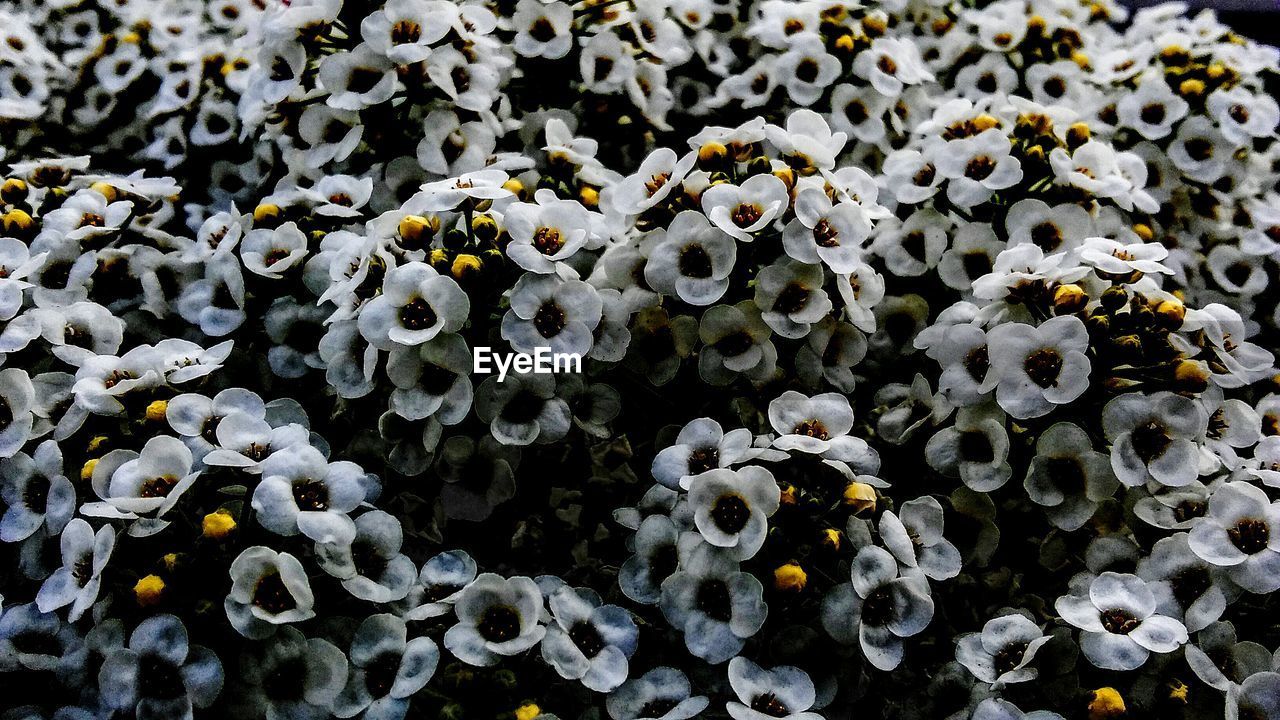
[2,0,1280,719]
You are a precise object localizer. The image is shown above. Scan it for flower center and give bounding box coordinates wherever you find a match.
[687,446,719,474]
[253,572,296,614]
[479,605,521,643]
[1228,519,1270,555]
[140,475,179,499]
[390,19,421,44]
[993,641,1028,675]
[773,283,810,314]
[363,653,400,698]
[399,297,438,331]
[711,495,750,534]
[731,203,762,228]
[533,302,566,338]
[292,479,328,511]
[793,419,829,440]
[1101,609,1140,634]
[813,218,840,247]
[696,579,733,622]
[1131,421,1172,464]
[750,693,791,718]
[569,621,606,658]
[1023,347,1062,388]
[534,226,563,255]
[679,244,713,278]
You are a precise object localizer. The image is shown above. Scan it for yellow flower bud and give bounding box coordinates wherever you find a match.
[145,399,168,422]
[398,215,436,246]
[502,178,525,198]
[1179,78,1206,98]
[89,182,118,202]
[2,209,34,236]
[1072,51,1090,69]
[81,458,98,482]
[1088,687,1125,720]
[697,141,728,170]
[774,563,808,592]
[1174,359,1210,393]
[779,483,798,506]
[834,33,856,54]
[87,435,109,453]
[1132,223,1154,242]
[471,214,499,243]
[821,528,842,550]
[1066,122,1091,150]
[253,203,281,225]
[1053,284,1087,314]
[972,114,1000,133]
[451,254,483,280]
[1155,298,1186,328]
[579,185,600,209]
[202,509,237,540]
[135,574,166,607]
[515,703,541,720]
[163,553,180,571]
[843,482,876,513]
[1205,63,1227,80]
[861,14,887,37]
[429,248,449,266]
[1,178,28,204]
[1167,679,1189,704]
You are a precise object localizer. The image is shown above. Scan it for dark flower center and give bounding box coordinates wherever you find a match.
[391,19,421,44]
[500,389,544,425]
[751,693,790,718]
[1140,103,1166,125]
[1228,104,1250,124]
[347,67,384,95]
[399,297,438,331]
[420,362,457,396]
[21,475,50,509]
[813,219,840,247]
[1131,421,1172,464]
[529,17,556,42]
[650,543,678,583]
[714,331,754,357]
[862,587,894,626]
[569,621,606,658]
[140,475,179,499]
[1174,499,1206,523]
[679,244,713,279]
[902,230,927,263]
[1024,348,1062,387]
[1030,222,1063,252]
[796,58,819,83]
[479,605,521,643]
[711,495,750,534]
[139,654,186,700]
[639,699,679,717]
[773,283,810,314]
[731,203,762,229]
[965,156,996,181]
[292,479,328,511]
[263,656,306,702]
[363,653,400,698]
[993,641,1028,675]
[1101,609,1140,634]
[793,419,829,440]
[1185,137,1213,162]
[913,163,936,186]
[964,345,990,382]
[1228,519,1270,555]
[687,446,719,474]
[1045,457,1085,495]
[696,579,733,622]
[254,572,296,614]
[534,226,563,255]
[351,539,388,578]
[534,303,566,338]
[959,431,994,464]
[1169,566,1211,608]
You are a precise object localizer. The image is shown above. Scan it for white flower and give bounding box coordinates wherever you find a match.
[701,174,789,242]
[444,574,546,666]
[1055,572,1188,671]
[987,316,1091,420]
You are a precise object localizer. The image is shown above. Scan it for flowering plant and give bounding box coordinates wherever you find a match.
[2,0,1280,719]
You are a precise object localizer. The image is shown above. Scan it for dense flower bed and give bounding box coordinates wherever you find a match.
[1,0,1280,718]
